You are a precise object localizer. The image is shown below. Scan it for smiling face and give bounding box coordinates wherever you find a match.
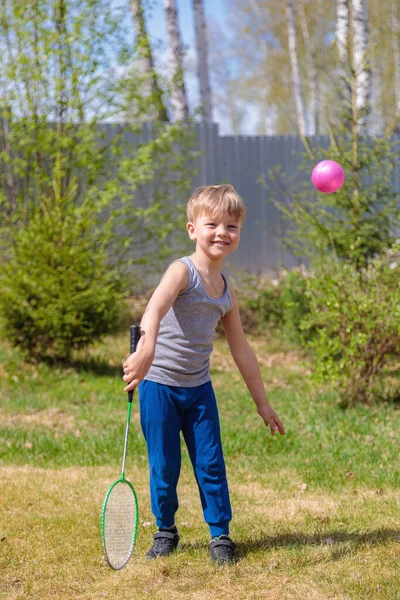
[186,211,241,261]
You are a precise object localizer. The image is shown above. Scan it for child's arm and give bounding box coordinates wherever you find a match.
[123,261,188,392]
[221,287,285,436]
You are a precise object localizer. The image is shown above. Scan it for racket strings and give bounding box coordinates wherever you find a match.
[103,481,137,569]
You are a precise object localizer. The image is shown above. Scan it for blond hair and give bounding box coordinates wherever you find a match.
[186,184,246,226]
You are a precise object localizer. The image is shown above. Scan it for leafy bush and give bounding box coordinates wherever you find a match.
[238,273,284,333]
[0,182,123,361]
[237,268,313,344]
[279,269,313,345]
[303,254,400,405]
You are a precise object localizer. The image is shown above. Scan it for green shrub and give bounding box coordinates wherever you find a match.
[303,254,400,405]
[238,268,312,345]
[238,273,284,333]
[279,269,313,345]
[0,186,123,361]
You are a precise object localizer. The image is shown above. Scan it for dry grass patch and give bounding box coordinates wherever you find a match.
[0,405,141,438]
[0,408,79,433]
[1,465,399,600]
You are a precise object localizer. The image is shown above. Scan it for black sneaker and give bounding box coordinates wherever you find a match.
[209,535,236,564]
[146,527,179,559]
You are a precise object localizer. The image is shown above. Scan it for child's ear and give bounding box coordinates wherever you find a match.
[186,221,196,241]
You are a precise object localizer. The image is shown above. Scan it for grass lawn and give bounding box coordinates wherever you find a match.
[0,331,399,599]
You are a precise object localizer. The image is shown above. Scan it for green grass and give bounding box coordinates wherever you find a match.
[1,332,400,599]
[1,333,399,490]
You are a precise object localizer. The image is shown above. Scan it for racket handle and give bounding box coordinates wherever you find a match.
[130,325,141,354]
[128,326,141,403]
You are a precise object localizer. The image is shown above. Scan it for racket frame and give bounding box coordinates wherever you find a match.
[100,476,139,570]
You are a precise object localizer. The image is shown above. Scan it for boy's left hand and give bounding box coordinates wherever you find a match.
[257,404,285,436]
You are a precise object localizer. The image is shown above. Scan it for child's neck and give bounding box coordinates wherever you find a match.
[189,251,223,275]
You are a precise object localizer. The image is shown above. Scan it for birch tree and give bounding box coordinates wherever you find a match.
[336,0,349,64]
[130,0,169,121]
[336,0,352,117]
[163,0,190,120]
[392,0,400,118]
[352,0,370,126]
[299,2,317,134]
[286,0,307,136]
[368,0,400,132]
[336,0,371,130]
[193,0,212,122]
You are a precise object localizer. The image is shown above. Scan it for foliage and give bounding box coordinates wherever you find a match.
[278,268,313,344]
[263,10,400,407]
[0,0,197,272]
[238,273,283,333]
[303,252,400,405]
[237,268,313,345]
[0,0,198,357]
[127,0,169,122]
[0,175,123,360]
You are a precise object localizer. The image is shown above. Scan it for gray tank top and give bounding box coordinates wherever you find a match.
[145,256,232,387]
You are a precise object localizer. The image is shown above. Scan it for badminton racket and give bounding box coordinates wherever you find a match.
[100,325,141,570]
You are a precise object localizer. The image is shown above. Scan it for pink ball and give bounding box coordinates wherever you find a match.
[311,160,345,193]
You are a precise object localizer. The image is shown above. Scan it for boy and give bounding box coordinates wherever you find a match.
[123,184,285,564]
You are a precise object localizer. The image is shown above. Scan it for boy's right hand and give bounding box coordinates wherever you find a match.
[123,350,154,392]
[257,403,286,436]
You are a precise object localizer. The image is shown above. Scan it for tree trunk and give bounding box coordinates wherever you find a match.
[192,0,212,122]
[163,0,190,121]
[352,0,370,128]
[336,0,370,130]
[299,2,317,135]
[1,107,17,216]
[392,0,400,117]
[336,0,352,110]
[286,0,307,136]
[336,0,349,64]
[130,0,169,122]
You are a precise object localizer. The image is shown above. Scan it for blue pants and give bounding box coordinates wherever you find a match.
[138,379,232,538]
